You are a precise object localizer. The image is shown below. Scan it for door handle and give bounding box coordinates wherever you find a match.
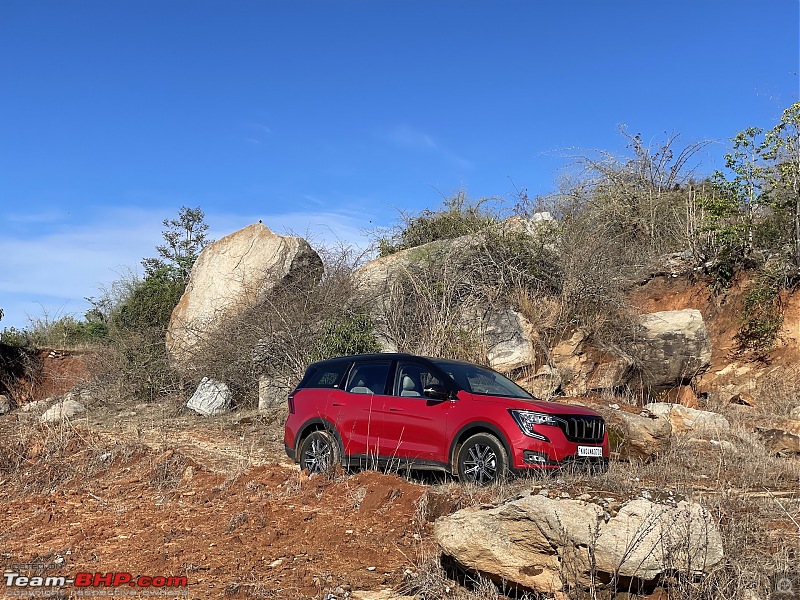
[388,407,403,412]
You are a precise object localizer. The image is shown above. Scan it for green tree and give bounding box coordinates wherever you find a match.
[761,101,800,271]
[141,206,211,280]
[106,207,212,401]
[111,267,187,332]
[311,313,381,361]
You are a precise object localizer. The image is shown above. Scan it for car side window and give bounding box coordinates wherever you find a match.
[345,361,392,395]
[305,362,350,389]
[395,362,443,398]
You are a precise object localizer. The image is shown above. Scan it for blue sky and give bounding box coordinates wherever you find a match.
[1,0,798,331]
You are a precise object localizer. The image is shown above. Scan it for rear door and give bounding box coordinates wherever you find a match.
[329,359,392,460]
[379,360,452,465]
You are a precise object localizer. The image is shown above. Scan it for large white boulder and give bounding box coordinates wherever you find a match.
[167,223,322,369]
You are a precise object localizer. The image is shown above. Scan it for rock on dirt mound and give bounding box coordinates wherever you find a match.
[435,493,724,594]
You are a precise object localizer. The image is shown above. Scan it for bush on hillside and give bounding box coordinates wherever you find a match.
[377,191,499,257]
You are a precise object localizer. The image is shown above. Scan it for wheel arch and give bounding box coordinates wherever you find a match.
[448,421,513,474]
[294,418,344,461]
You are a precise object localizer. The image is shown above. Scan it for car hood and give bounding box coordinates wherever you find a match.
[459,391,603,417]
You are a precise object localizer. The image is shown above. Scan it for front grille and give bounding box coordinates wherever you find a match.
[555,415,605,443]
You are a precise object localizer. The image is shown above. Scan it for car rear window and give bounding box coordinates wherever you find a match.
[304,362,351,389]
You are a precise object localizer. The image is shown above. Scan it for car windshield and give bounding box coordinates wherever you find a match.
[432,360,532,399]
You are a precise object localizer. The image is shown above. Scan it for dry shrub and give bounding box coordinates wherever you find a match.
[378,227,560,365]
[0,418,142,494]
[179,242,375,407]
[0,344,42,405]
[750,366,800,417]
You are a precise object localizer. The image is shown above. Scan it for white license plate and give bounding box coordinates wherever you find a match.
[577,446,603,457]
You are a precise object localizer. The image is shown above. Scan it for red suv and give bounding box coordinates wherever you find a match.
[284,353,609,484]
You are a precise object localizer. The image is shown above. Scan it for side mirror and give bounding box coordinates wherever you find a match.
[423,384,450,401]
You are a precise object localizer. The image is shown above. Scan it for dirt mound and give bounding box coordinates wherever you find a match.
[0,347,92,405]
[0,419,433,599]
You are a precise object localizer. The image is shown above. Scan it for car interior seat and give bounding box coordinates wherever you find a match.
[348,377,373,394]
[400,375,421,397]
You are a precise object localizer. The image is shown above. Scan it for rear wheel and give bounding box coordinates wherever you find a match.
[456,433,509,485]
[298,430,341,475]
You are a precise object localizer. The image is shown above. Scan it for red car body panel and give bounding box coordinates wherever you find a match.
[284,354,609,475]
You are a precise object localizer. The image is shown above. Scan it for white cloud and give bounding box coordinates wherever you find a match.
[0,206,164,329]
[0,205,378,331]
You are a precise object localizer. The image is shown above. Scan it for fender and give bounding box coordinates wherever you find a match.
[295,417,345,458]
[448,420,514,471]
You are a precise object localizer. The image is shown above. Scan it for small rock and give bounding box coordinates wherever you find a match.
[21,398,54,413]
[643,402,730,433]
[187,378,232,416]
[40,399,86,423]
[0,394,11,415]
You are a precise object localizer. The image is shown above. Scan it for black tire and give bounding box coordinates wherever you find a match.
[298,430,341,475]
[456,432,509,485]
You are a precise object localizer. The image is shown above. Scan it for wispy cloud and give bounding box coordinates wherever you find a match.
[383,124,473,169]
[0,204,377,330]
[241,121,273,146]
[386,124,438,150]
[0,207,164,329]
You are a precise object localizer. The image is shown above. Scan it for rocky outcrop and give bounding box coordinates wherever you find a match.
[643,402,730,433]
[633,309,711,388]
[550,332,631,396]
[186,378,232,416]
[435,494,724,593]
[518,364,562,398]
[480,308,535,371]
[559,398,672,461]
[605,409,672,461]
[167,223,322,370]
[354,233,538,373]
[662,385,699,409]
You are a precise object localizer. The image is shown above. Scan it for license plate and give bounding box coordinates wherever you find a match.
[577,445,603,457]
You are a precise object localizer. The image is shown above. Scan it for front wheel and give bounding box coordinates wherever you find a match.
[456,433,509,485]
[298,430,341,475]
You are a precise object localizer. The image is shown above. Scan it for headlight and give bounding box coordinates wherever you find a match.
[510,410,559,440]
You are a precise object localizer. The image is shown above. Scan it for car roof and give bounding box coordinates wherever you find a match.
[308,353,484,368]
